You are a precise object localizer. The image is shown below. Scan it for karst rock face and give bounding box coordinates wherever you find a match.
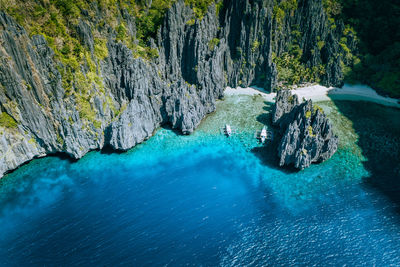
[0,0,347,177]
[273,89,338,169]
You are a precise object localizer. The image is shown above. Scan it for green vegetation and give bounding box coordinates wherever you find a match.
[2,0,396,108]
[273,52,325,88]
[135,0,176,42]
[313,104,324,114]
[307,125,315,137]
[116,23,127,42]
[56,132,64,146]
[184,0,213,19]
[215,0,224,15]
[113,103,127,121]
[0,0,192,129]
[28,137,37,145]
[317,40,325,51]
[68,116,74,125]
[305,110,311,119]
[271,0,399,97]
[94,38,108,60]
[0,112,18,129]
[208,38,220,51]
[272,0,298,27]
[325,0,400,98]
[273,22,325,89]
[73,54,103,128]
[0,0,175,75]
[251,40,260,52]
[322,0,342,17]
[76,95,101,129]
[1,0,220,62]
[186,18,196,25]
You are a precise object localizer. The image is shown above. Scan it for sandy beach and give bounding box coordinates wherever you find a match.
[225,84,400,108]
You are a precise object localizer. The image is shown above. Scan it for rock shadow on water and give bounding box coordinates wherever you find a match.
[160,124,185,136]
[100,145,127,155]
[100,123,184,156]
[1,152,77,178]
[251,142,298,174]
[256,101,274,125]
[0,152,80,217]
[331,99,400,213]
[262,101,274,111]
[251,101,298,174]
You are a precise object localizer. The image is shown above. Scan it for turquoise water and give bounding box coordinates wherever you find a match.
[0,97,399,266]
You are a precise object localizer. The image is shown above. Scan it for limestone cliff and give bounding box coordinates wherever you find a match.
[0,0,348,177]
[272,90,338,169]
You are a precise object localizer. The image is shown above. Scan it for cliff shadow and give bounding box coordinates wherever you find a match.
[251,101,298,174]
[331,100,400,212]
[256,101,274,125]
[100,123,185,156]
[100,145,127,155]
[160,124,185,136]
[2,152,78,178]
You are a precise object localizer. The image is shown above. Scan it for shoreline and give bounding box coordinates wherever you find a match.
[1,84,398,180]
[224,84,400,109]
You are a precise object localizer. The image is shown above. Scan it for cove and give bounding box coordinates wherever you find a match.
[0,96,399,266]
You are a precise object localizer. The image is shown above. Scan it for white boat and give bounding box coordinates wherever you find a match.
[260,126,267,143]
[220,124,237,137]
[225,124,232,137]
[255,126,273,143]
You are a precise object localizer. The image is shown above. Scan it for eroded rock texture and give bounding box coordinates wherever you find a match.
[273,90,338,169]
[0,0,347,177]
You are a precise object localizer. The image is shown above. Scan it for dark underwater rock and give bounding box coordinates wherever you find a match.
[273,90,338,169]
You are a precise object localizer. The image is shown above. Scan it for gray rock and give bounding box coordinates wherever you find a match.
[273,90,338,169]
[272,89,299,128]
[76,20,94,52]
[0,0,348,177]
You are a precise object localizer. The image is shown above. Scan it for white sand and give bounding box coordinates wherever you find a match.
[224,84,400,108]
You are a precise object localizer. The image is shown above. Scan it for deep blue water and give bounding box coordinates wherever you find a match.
[0,100,400,266]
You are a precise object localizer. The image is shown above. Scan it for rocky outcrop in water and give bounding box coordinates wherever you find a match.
[0,0,348,177]
[272,90,338,169]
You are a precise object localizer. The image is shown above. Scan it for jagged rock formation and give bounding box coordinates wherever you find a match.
[0,0,348,177]
[272,90,338,169]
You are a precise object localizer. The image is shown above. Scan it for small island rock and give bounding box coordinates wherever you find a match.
[272,90,338,170]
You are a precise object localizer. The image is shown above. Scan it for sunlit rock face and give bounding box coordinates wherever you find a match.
[0,0,347,177]
[273,90,338,169]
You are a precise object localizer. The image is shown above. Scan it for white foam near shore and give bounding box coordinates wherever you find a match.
[224,84,400,108]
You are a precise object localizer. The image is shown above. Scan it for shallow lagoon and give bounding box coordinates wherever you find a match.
[0,95,399,266]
